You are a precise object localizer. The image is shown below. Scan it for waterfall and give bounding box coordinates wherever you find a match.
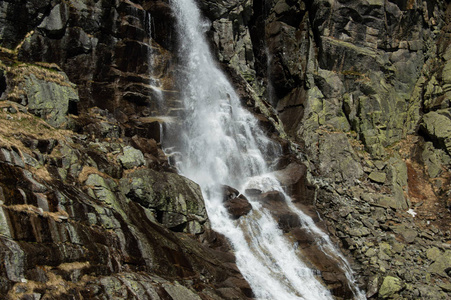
[167,0,365,299]
[145,12,163,105]
[265,47,277,107]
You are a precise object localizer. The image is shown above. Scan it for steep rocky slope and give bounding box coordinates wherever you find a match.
[0,1,253,299]
[0,94,253,299]
[203,0,451,298]
[1,0,451,299]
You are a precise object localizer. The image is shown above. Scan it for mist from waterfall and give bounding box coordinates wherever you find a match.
[166,0,365,299]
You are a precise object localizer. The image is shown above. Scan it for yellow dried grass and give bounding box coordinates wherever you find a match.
[78,166,106,183]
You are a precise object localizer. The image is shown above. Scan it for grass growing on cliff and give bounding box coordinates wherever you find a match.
[7,204,69,222]
[340,69,370,82]
[0,29,36,62]
[9,63,74,87]
[0,101,72,151]
[2,62,75,105]
[6,265,88,299]
[78,166,108,183]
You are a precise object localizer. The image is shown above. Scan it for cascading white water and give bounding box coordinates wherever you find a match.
[167,0,365,299]
[145,12,164,104]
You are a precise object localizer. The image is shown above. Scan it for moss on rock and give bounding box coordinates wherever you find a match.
[378,276,404,299]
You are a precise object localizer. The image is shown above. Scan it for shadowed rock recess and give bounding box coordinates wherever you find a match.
[1,0,451,299]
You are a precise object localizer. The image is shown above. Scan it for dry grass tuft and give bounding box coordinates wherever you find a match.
[6,263,94,299]
[14,30,35,53]
[9,63,74,88]
[0,104,72,154]
[57,261,90,272]
[0,46,15,56]
[6,204,70,222]
[34,167,53,182]
[78,166,105,183]
[7,204,42,214]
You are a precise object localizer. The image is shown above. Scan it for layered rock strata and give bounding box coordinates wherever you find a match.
[0,100,252,299]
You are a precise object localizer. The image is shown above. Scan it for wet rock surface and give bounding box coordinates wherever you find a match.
[222,185,253,219]
[224,195,253,219]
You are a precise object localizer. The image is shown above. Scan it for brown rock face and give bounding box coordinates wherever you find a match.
[11,0,179,132]
[224,195,253,219]
[222,185,253,219]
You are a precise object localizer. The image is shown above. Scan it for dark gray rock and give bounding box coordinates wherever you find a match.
[318,133,364,184]
[117,146,145,169]
[37,3,68,35]
[119,168,208,234]
[420,109,451,155]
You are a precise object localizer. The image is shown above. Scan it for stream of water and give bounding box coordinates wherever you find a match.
[165,0,365,299]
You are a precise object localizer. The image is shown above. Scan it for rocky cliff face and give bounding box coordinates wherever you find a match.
[0,1,253,299]
[203,0,451,298]
[296,1,451,298]
[1,0,451,299]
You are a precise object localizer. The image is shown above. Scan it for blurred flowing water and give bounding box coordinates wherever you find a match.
[165,0,365,299]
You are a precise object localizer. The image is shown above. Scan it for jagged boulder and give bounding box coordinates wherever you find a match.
[120,169,208,234]
[378,276,404,299]
[23,73,78,127]
[37,3,68,35]
[117,145,146,169]
[420,109,451,155]
[221,185,252,219]
[224,195,253,219]
[428,250,451,277]
[4,63,79,128]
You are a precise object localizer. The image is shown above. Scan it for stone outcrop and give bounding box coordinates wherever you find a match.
[222,185,253,219]
[6,0,179,133]
[0,102,252,299]
[120,168,208,233]
[1,63,79,128]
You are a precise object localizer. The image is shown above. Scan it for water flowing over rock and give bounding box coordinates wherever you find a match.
[1,0,451,299]
[222,185,253,219]
[0,108,251,299]
[166,0,363,299]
